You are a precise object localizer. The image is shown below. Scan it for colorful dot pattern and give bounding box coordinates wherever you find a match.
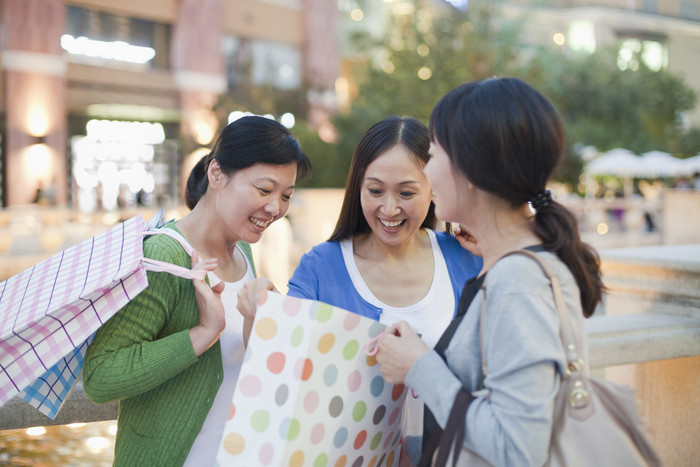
[216,292,406,466]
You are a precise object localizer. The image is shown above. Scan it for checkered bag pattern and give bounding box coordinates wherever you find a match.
[0,215,148,419]
[18,334,94,419]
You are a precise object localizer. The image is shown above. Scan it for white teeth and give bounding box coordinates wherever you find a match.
[250,217,268,228]
[380,219,403,228]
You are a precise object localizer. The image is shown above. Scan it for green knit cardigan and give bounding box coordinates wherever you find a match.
[83,223,256,466]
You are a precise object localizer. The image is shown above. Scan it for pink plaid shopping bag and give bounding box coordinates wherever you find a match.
[0,213,202,419]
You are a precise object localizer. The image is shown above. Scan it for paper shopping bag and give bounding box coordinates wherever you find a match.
[0,212,201,419]
[216,292,407,467]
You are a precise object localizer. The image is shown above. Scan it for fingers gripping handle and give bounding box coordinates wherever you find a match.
[142,228,205,280]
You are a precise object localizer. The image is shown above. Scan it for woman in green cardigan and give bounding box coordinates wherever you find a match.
[83,116,311,466]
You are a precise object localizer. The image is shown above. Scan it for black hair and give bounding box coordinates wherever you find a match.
[185,115,311,210]
[430,78,603,317]
[329,116,436,242]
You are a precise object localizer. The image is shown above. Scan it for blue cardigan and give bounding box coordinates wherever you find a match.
[287,231,482,320]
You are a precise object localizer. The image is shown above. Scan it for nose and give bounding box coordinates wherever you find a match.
[264,200,279,217]
[383,195,401,216]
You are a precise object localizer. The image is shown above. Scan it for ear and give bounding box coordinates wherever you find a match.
[207,159,223,186]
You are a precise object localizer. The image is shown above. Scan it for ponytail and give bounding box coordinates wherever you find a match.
[430,78,604,319]
[532,201,603,317]
[184,154,211,210]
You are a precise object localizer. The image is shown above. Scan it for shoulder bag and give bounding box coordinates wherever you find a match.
[421,249,662,467]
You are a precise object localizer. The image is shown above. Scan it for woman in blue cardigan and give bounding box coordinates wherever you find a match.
[285,116,481,346]
[239,116,482,463]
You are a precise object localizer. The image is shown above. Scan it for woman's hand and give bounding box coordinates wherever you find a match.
[454,224,482,257]
[238,277,279,347]
[376,321,430,385]
[189,250,226,357]
[237,277,278,320]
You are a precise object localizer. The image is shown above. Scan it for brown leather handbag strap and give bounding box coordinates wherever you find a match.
[480,250,583,378]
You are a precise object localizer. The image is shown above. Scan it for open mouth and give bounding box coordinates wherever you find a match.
[249,217,270,230]
[379,218,406,230]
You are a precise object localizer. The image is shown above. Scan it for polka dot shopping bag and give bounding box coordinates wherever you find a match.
[216,292,407,467]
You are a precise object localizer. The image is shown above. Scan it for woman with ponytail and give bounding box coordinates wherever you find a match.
[374,78,603,465]
[84,116,310,466]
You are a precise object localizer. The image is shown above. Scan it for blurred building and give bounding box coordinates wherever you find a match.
[337,0,700,123]
[501,0,700,125]
[2,0,698,209]
[0,0,340,208]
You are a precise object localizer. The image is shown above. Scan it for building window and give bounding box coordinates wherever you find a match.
[642,0,658,14]
[680,1,700,20]
[617,38,667,72]
[63,6,170,68]
[224,36,301,90]
[568,19,596,54]
[70,120,178,212]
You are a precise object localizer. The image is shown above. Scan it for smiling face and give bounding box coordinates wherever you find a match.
[210,161,297,244]
[359,144,432,247]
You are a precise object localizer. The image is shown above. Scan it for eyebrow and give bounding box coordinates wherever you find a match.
[255,177,296,190]
[364,177,420,186]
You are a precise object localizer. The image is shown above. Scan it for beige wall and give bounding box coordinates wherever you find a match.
[662,190,700,244]
[604,357,700,467]
[1,0,68,205]
[224,0,303,45]
[668,34,700,126]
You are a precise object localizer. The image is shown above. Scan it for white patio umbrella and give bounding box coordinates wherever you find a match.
[637,151,683,178]
[585,148,642,177]
[673,154,700,176]
[585,148,641,197]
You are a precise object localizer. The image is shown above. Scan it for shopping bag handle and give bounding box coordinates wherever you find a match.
[364,332,386,356]
[143,229,194,256]
[364,331,418,399]
[142,257,206,280]
[142,228,204,280]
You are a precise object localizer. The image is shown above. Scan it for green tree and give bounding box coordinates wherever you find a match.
[335,0,697,191]
[334,0,523,153]
[673,127,700,158]
[522,47,697,156]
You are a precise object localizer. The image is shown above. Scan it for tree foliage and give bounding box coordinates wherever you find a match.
[331,0,523,180]
[331,0,697,189]
[521,47,697,156]
[209,0,698,188]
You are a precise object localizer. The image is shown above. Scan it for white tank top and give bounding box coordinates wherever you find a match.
[183,245,255,466]
[340,229,455,349]
[341,229,456,437]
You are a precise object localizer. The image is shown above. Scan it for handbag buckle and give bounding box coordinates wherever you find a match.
[569,386,589,408]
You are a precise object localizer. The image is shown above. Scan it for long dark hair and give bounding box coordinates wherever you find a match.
[185,116,311,209]
[329,116,436,242]
[430,78,602,317]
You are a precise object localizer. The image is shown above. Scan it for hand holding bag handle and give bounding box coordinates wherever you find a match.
[423,249,662,467]
[142,228,205,280]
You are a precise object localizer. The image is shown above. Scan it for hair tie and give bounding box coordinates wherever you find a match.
[530,189,552,212]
